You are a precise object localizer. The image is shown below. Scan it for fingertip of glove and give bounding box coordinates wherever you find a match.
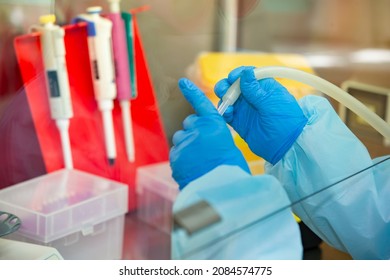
[214,78,230,98]
[240,68,261,97]
[178,78,191,89]
[227,66,252,83]
[179,78,201,94]
[241,67,256,82]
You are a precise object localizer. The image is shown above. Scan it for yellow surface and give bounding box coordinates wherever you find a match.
[39,14,56,24]
[191,52,317,167]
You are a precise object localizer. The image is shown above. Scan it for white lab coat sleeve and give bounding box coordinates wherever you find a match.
[171,165,303,260]
[265,95,390,260]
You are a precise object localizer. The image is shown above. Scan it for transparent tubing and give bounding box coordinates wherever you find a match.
[218,66,390,140]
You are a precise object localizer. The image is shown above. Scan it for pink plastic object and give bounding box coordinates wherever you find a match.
[104,13,132,101]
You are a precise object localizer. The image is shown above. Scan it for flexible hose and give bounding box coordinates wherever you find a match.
[218,66,390,140]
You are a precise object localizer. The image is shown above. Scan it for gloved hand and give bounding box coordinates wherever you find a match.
[170,78,250,190]
[214,66,308,165]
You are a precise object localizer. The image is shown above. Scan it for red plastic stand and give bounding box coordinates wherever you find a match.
[9,18,169,211]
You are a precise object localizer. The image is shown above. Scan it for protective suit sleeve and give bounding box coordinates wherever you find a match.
[265,95,390,260]
[171,165,303,260]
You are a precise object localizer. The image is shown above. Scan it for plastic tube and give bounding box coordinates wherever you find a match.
[218,66,390,140]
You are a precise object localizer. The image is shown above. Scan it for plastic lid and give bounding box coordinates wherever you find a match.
[87,6,103,14]
[39,14,56,24]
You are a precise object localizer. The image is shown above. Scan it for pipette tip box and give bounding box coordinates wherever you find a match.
[0,169,128,260]
[135,161,263,234]
[136,161,178,234]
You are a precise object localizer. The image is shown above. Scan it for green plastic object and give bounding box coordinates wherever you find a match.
[122,12,137,99]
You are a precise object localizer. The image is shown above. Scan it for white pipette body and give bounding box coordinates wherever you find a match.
[56,119,72,169]
[218,66,390,141]
[120,100,135,162]
[73,7,117,165]
[36,14,74,169]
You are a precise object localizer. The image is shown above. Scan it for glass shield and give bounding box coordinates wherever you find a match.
[171,156,390,260]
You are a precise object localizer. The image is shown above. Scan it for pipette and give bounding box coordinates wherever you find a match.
[34,14,74,169]
[218,66,390,140]
[106,0,135,162]
[72,7,117,165]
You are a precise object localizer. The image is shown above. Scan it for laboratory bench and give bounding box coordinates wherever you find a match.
[0,202,351,260]
[121,210,352,260]
[0,166,351,260]
[122,210,170,260]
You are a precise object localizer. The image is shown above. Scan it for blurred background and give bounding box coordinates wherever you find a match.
[2,0,390,154]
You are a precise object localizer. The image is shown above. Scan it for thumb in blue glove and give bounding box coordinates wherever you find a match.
[214,66,308,165]
[170,78,250,190]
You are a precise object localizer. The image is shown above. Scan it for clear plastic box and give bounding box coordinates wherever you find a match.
[0,169,128,260]
[136,161,178,234]
[135,160,265,235]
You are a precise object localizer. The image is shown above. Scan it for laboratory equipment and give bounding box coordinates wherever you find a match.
[218,66,390,141]
[0,169,128,260]
[0,211,21,237]
[72,6,117,165]
[12,12,170,212]
[106,0,135,162]
[31,14,74,169]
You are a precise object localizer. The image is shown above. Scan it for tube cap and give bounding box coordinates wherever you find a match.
[39,14,56,25]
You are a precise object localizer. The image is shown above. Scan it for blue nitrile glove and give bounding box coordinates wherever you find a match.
[170,78,250,190]
[214,66,308,165]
